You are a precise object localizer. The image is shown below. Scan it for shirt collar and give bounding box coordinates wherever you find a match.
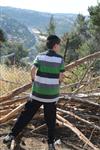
[48,49,57,54]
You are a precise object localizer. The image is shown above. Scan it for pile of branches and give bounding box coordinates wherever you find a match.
[0,52,100,150]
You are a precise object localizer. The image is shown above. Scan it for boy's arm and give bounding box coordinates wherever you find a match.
[31,65,37,81]
[59,58,65,82]
[59,72,65,82]
[31,55,39,81]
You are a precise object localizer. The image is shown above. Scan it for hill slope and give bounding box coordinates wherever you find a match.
[0,14,36,49]
[0,6,77,35]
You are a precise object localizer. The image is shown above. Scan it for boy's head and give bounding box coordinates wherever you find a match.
[46,35,61,52]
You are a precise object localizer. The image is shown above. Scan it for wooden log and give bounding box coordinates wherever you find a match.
[0,113,21,125]
[31,123,46,133]
[0,96,28,107]
[0,79,20,85]
[59,95,100,107]
[74,92,100,98]
[0,109,12,116]
[60,92,100,102]
[72,60,96,94]
[0,105,15,110]
[0,104,44,125]
[79,114,100,121]
[0,83,31,102]
[63,141,85,150]
[56,114,99,150]
[60,76,100,89]
[65,51,100,71]
[0,103,25,124]
[57,108,100,131]
[0,103,23,111]
[72,85,85,94]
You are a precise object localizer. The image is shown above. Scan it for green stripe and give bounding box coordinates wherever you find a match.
[39,65,60,74]
[59,60,64,71]
[32,85,59,95]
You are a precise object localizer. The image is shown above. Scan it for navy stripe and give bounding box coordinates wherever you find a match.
[32,91,59,99]
[34,81,59,88]
[39,60,60,67]
[60,69,65,72]
[37,71,59,78]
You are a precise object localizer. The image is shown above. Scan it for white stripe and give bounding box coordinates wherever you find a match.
[35,76,59,85]
[38,55,62,63]
[30,94,59,103]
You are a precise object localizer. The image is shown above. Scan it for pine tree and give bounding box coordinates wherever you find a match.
[47,15,56,35]
[0,29,6,43]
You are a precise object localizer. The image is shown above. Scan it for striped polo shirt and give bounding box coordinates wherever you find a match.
[31,50,65,103]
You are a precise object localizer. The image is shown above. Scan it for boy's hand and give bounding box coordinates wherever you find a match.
[31,65,37,83]
[32,79,34,84]
[32,79,34,82]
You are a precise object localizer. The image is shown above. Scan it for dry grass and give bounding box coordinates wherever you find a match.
[0,64,99,97]
[0,64,31,96]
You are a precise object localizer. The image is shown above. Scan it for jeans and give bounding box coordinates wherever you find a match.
[11,99,56,144]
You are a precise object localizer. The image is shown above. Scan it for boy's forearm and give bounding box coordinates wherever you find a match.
[31,66,37,81]
[59,72,65,82]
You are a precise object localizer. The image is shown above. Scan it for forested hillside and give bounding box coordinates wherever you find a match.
[0,3,100,69]
[0,6,77,34]
[0,3,100,150]
[0,15,36,49]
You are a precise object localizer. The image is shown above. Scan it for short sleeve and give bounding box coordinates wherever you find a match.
[33,55,39,68]
[60,58,65,72]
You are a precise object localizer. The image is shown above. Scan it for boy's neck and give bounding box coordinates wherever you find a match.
[49,49,57,53]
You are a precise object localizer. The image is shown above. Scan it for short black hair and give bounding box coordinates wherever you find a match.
[46,35,61,49]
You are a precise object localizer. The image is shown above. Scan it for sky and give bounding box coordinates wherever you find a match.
[0,0,99,15]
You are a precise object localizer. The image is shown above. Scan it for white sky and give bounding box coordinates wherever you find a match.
[0,0,99,15]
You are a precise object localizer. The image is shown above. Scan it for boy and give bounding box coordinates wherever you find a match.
[3,35,65,150]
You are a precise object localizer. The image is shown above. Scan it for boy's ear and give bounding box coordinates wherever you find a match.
[54,43,57,48]
[52,44,56,49]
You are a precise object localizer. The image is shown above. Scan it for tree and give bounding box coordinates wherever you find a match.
[88,3,100,27]
[88,2,100,73]
[14,43,28,64]
[47,15,56,35]
[0,29,7,48]
[0,42,28,65]
[0,29,6,43]
[74,14,90,41]
[88,2,100,52]
[36,15,56,53]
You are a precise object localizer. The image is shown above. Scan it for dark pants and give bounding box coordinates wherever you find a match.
[11,99,56,144]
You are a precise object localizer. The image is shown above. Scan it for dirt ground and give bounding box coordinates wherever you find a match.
[0,123,71,150]
[0,121,100,150]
